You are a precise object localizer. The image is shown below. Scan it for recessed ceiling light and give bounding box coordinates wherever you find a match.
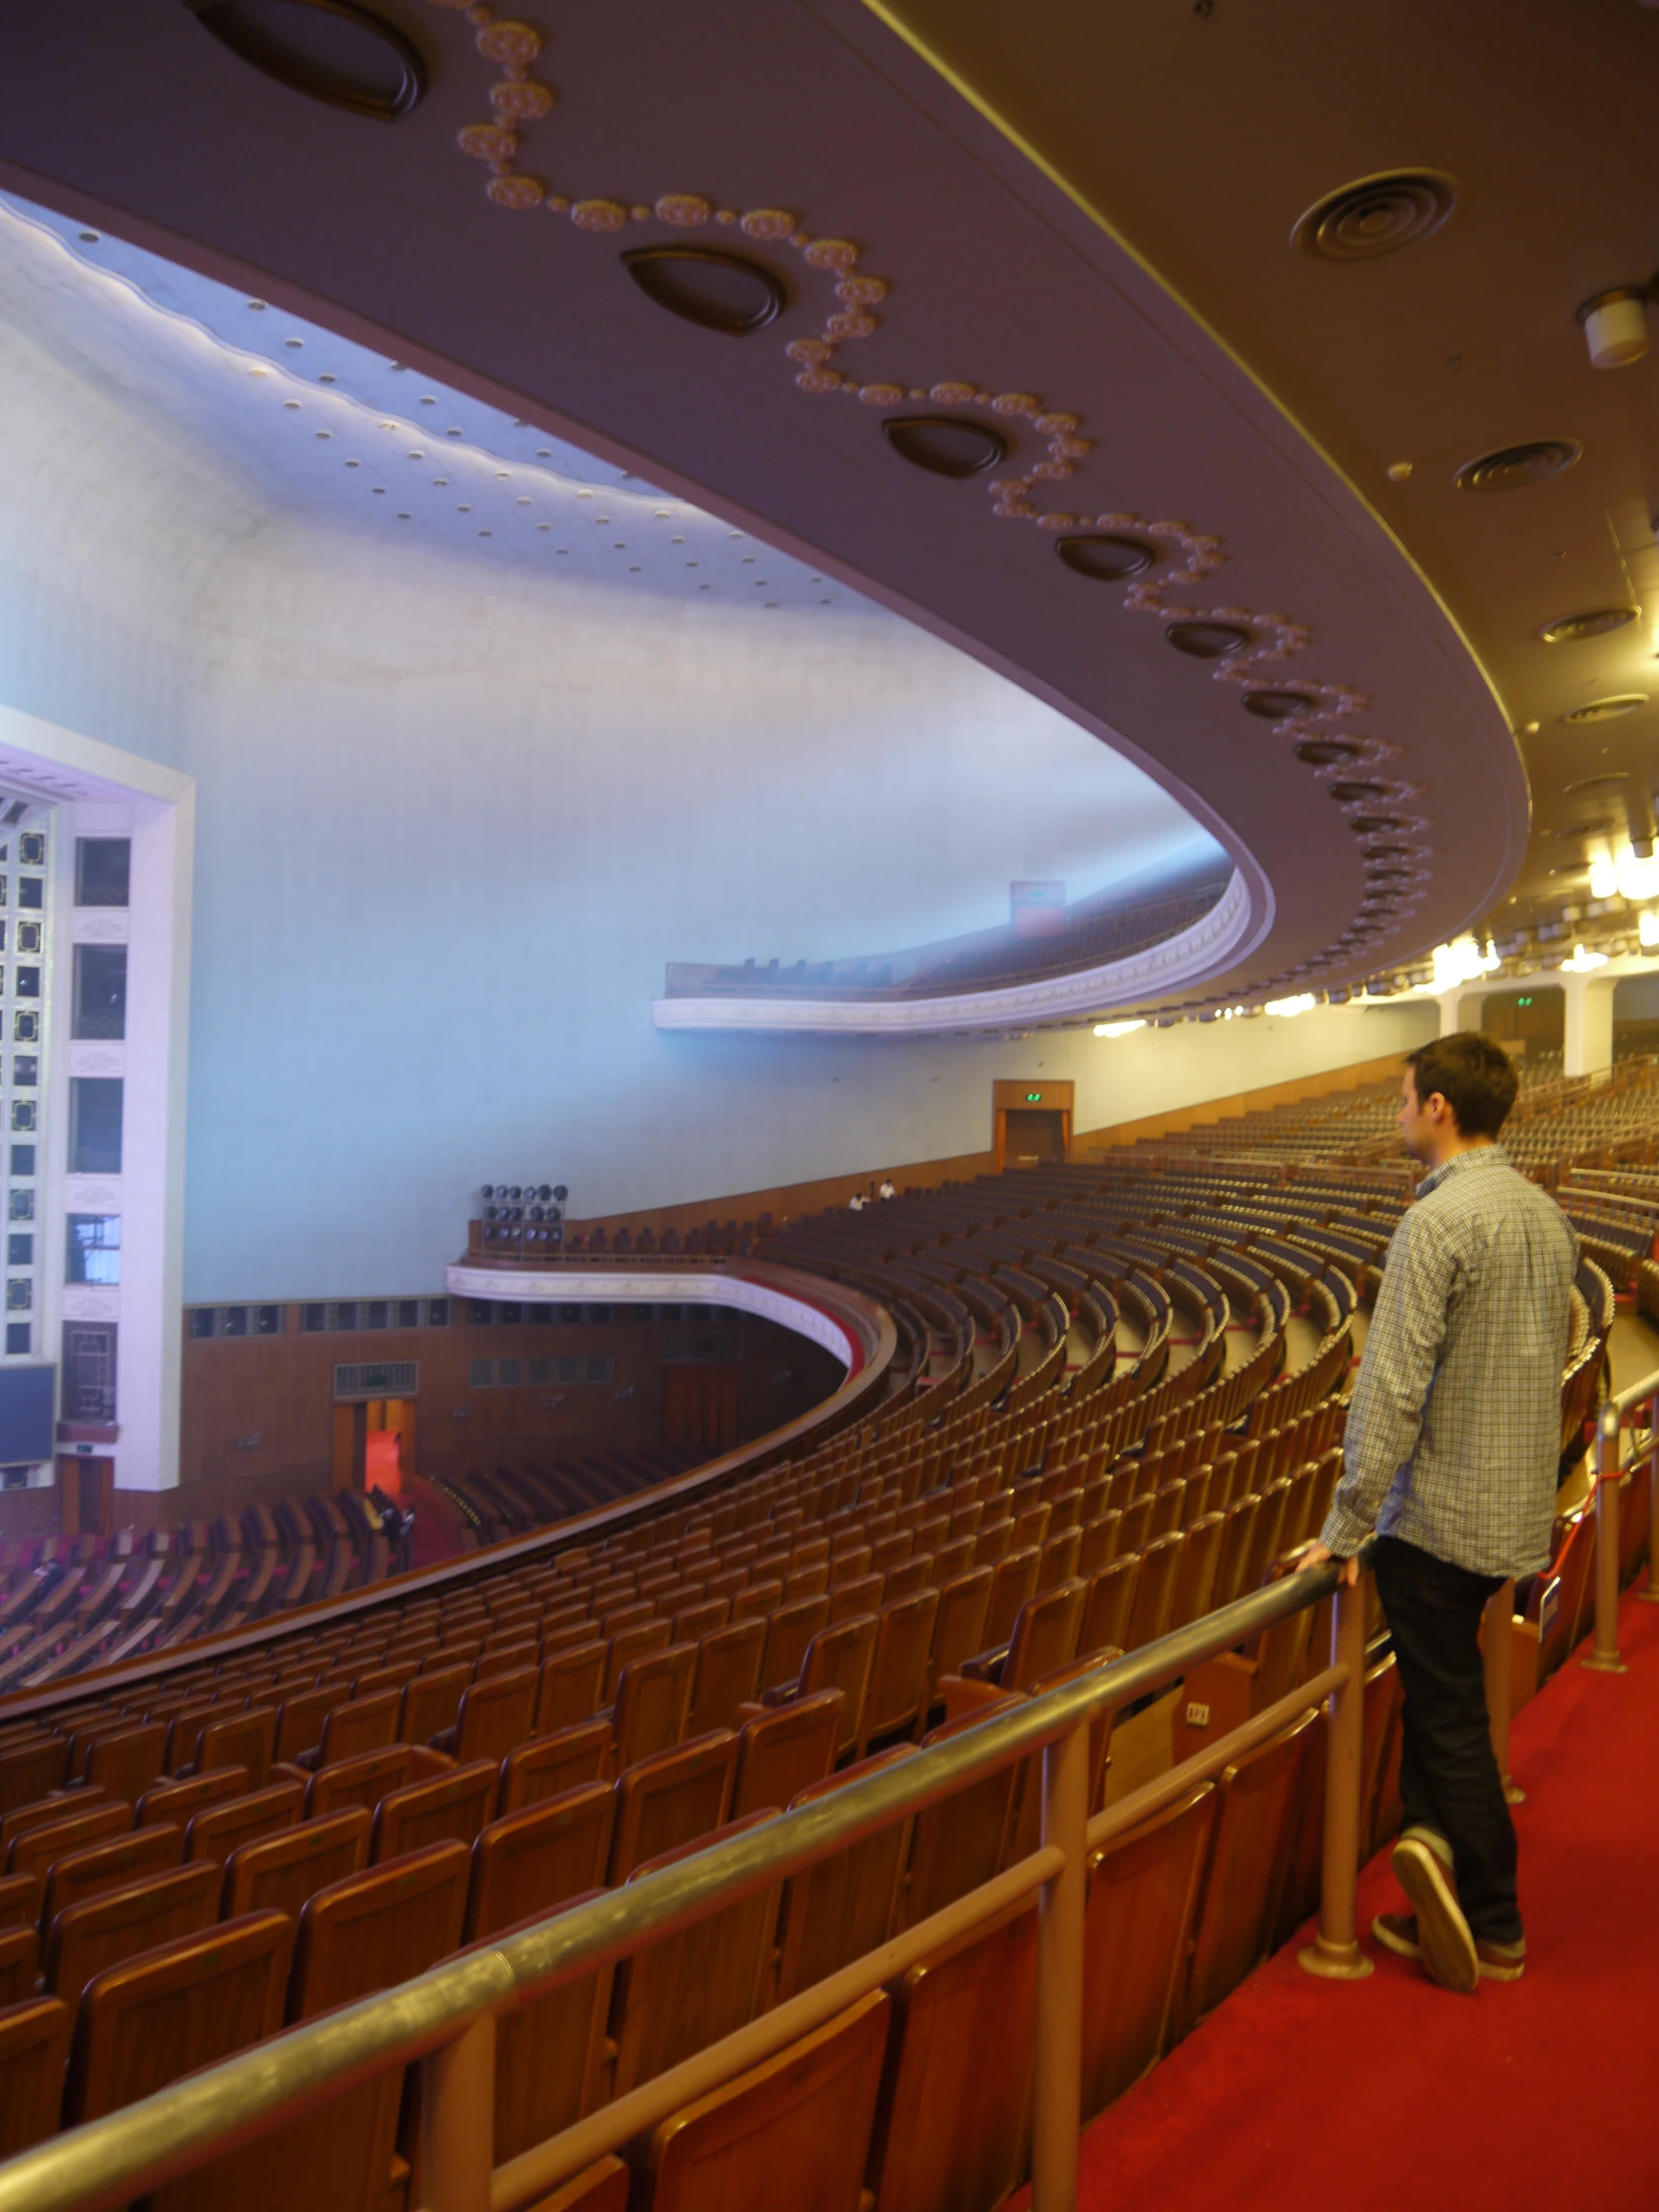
[420,396,435,406]
[182,0,426,121]
[1562,695,1648,724]
[1166,620,1252,659]
[622,246,786,334]
[1539,606,1639,644]
[1056,533,1156,582]
[396,510,409,518]
[1328,781,1391,803]
[78,231,100,245]
[1241,688,1317,719]
[432,478,447,487]
[1293,170,1456,261]
[517,497,531,505]
[282,400,299,410]
[882,415,1009,478]
[1293,739,1361,768]
[1454,440,1580,493]
[318,372,335,384]
[284,337,303,348]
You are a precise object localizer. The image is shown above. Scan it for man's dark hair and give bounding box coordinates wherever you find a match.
[1403,1031,1518,1137]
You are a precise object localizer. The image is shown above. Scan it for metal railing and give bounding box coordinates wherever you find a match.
[0,1555,1375,2212]
[1586,1363,1659,1672]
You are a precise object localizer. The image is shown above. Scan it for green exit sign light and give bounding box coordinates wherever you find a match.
[1025,1092,1042,1103]
[1517,996,1532,1007]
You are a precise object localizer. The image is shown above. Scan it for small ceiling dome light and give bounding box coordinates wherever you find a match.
[1093,1018,1146,1038]
[1056,534,1156,581]
[182,0,426,119]
[1264,993,1318,1017]
[881,416,1009,478]
[1166,619,1252,659]
[1241,688,1318,719]
[622,247,786,335]
[1454,439,1580,493]
[1577,287,1650,369]
[1640,908,1659,946]
[1538,605,1639,644]
[1563,694,1648,724]
[1293,170,1456,261]
[1294,738,1361,767]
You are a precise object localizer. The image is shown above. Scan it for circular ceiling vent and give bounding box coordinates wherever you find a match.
[1454,440,1580,494]
[1294,738,1361,768]
[1562,694,1648,724]
[1349,815,1404,835]
[622,247,785,335]
[881,416,1008,478]
[1166,620,1252,659]
[1055,533,1156,582]
[1328,782,1391,805]
[183,0,425,119]
[1242,688,1318,719]
[1538,605,1639,645]
[1293,170,1456,262]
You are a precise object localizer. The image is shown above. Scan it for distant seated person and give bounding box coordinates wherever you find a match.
[877,1178,896,1202]
[847,1191,866,1211]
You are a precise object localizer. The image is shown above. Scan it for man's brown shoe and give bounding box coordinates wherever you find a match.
[1475,1935,1526,1981]
[1390,1831,1478,1993]
[1373,1912,1420,1961]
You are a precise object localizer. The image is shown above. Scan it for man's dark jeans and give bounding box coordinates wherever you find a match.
[1373,1533,1522,1941]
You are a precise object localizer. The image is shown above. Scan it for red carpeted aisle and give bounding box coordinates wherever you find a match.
[1050,1594,1659,2212]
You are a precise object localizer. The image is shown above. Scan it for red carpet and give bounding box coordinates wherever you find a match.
[1047,1594,1659,2212]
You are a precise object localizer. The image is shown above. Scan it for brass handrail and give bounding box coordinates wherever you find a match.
[0,1555,1351,2212]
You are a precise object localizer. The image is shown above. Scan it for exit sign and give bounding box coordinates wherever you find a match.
[1025,1091,1042,1103]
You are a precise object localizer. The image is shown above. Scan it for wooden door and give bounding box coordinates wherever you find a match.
[662,1366,741,1454]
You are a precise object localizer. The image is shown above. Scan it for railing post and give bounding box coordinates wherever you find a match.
[417,2014,495,2212]
[1032,1719,1088,2212]
[1583,1405,1628,1673]
[1482,1578,1523,1805]
[1299,1571,1373,1980]
[1641,1390,1659,1607]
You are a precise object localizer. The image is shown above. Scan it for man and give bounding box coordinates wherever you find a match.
[1302,1032,1576,1993]
[877,1178,896,1202]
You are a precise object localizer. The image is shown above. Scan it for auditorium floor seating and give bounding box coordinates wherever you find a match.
[0,1061,1653,2208]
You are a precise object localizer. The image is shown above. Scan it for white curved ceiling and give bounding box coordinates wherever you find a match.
[0,1,1533,1011]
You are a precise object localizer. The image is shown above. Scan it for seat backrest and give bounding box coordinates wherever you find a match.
[927,1568,993,1703]
[313,1690,401,1770]
[646,1989,890,2212]
[222,1805,371,1921]
[1078,1510,1123,1578]
[274,1683,347,1766]
[466,1782,616,1940]
[730,1576,785,1625]
[731,1690,843,1823]
[43,1821,187,1928]
[865,1899,1038,2212]
[610,1642,697,1773]
[776,1748,918,2002]
[1147,1478,1187,1540]
[0,1735,70,1821]
[2,1787,116,1856]
[46,1861,222,2008]
[902,1698,1023,1930]
[0,1992,71,2156]
[602,1621,672,1702]
[6,1800,130,1888]
[499,1719,615,1817]
[1036,1524,1083,1592]
[305,1743,411,1820]
[1123,1532,1186,1652]
[611,1812,783,2099]
[671,1595,731,1645]
[0,1923,36,2006]
[198,1707,276,1790]
[827,1572,883,1626]
[1001,1578,1086,1694]
[859,1589,940,1754]
[983,1546,1041,1649]
[137,1767,249,1829]
[534,1643,608,1737]
[400,1662,472,1746]
[85,1724,168,1807]
[1078,1555,1141,1661]
[1241,1476,1294,1593]
[609,1731,739,1885]
[797,1616,879,1761]
[1115,1492,1155,1558]
[62,1911,290,2126]
[163,1700,243,1775]
[185,1780,304,1869]
[458,1896,615,2162]
[1080,1781,1216,2119]
[758,1595,832,1696]
[1169,1512,1226,1630]
[1183,1708,1319,2029]
[1210,1493,1262,1611]
[684,1617,767,1740]
[370,1760,498,1864]
[288,1838,470,2021]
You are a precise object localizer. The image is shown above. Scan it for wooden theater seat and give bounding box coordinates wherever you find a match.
[435,1665,538,1765]
[858,1590,940,1754]
[196,1706,277,1789]
[287,1839,470,2023]
[1181,1708,1319,2032]
[775,1747,917,2003]
[499,1718,615,1816]
[899,1699,1022,1932]
[925,1568,993,1711]
[534,1643,609,1737]
[0,1993,71,2156]
[956,1579,1086,1698]
[865,1899,1037,2212]
[609,1643,697,1772]
[1122,1532,1186,1652]
[222,1806,371,1921]
[0,1923,36,2004]
[758,1617,877,1763]
[185,1779,305,1869]
[370,1760,497,1863]
[6,1800,131,1890]
[458,1894,615,2159]
[138,1767,250,1829]
[0,1735,70,1820]
[465,1782,616,1939]
[1080,1782,1217,2118]
[1,1787,114,1855]
[63,1911,290,2126]
[294,1689,402,1774]
[398,1663,471,1746]
[86,1723,169,1807]
[1076,1556,1140,1661]
[634,1991,890,2212]
[730,1692,842,1822]
[45,1861,222,2007]
[42,1820,187,1927]
[683,1619,767,1739]
[305,1744,425,1820]
[610,1733,739,1885]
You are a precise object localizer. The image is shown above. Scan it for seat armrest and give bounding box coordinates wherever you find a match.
[407,1744,453,1778]
[734,1700,768,1725]
[956,1645,1009,1686]
[269,1761,309,1788]
[937,1675,1010,1727]
[428,1725,457,1755]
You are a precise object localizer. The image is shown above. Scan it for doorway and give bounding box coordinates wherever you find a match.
[56,1455,113,1538]
[1000,1108,1068,1166]
[331,1397,416,1493]
[662,1365,741,1454]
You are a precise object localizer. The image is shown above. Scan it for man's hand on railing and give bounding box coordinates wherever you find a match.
[1297,1541,1360,1587]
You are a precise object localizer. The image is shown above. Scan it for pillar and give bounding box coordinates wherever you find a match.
[1561,975,1615,1078]
[1437,989,1486,1038]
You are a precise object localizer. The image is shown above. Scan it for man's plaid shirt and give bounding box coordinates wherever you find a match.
[1320,1144,1579,1578]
